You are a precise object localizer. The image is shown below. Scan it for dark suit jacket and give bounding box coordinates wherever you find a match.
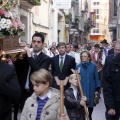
[103,53,120,115]
[103,54,114,72]
[102,54,114,87]
[14,52,51,92]
[108,48,114,55]
[52,54,76,89]
[0,61,21,120]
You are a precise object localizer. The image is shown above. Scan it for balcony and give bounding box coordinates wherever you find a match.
[20,0,40,9]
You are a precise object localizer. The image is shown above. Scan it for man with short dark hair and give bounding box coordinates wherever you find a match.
[14,32,51,119]
[103,41,120,73]
[77,43,83,53]
[52,42,76,90]
[52,42,59,55]
[65,43,80,65]
[100,39,109,56]
[108,39,117,55]
[91,44,105,72]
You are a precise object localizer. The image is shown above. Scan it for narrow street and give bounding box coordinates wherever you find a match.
[92,92,106,120]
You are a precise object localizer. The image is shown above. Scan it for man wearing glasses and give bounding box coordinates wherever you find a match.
[14,32,51,120]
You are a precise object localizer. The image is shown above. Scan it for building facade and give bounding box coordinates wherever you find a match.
[48,2,65,44]
[116,0,120,38]
[18,0,92,45]
[89,0,110,43]
[108,0,117,40]
[19,0,67,46]
[64,0,90,44]
[19,0,50,45]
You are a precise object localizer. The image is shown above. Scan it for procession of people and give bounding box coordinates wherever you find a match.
[0,32,120,120]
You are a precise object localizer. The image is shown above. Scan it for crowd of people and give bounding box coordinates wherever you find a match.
[0,32,120,120]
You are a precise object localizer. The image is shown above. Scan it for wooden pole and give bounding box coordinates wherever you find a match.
[75,71,90,120]
[60,80,64,116]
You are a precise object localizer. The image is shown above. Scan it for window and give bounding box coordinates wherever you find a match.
[96,15,99,19]
[94,9,99,19]
[93,2,99,5]
[95,23,99,28]
[93,29,99,33]
[114,0,117,16]
[97,2,99,5]
[94,9,99,14]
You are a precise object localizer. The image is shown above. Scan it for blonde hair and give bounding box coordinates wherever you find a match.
[69,74,76,79]
[30,69,52,86]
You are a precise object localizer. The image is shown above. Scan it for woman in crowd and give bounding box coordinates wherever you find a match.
[75,50,100,120]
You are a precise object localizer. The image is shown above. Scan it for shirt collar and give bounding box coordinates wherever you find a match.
[59,53,66,59]
[32,51,41,56]
[70,86,78,91]
[38,89,51,100]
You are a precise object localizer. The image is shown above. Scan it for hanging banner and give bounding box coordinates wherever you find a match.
[90,12,96,27]
[53,0,71,9]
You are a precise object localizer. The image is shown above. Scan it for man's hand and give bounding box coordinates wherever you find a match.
[54,77,60,85]
[108,109,116,116]
[63,77,69,86]
[60,113,67,120]
[54,77,69,86]
[23,47,31,57]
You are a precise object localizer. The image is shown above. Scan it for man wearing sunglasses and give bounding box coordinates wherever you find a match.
[14,32,51,120]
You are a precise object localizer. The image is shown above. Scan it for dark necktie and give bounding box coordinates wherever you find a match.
[34,54,37,59]
[59,56,63,72]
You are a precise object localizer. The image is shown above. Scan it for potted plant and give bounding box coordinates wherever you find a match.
[65,14,72,24]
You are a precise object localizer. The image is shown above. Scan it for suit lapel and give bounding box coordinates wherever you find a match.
[56,55,60,73]
[35,52,43,63]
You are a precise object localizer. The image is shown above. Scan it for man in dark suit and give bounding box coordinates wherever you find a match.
[14,32,51,119]
[108,39,116,55]
[52,42,76,90]
[103,53,120,120]
[103,41,120,120]
[100,39,109,56]
[0,44,21,120]
[103,41,120,73]
[102,54,114,73]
